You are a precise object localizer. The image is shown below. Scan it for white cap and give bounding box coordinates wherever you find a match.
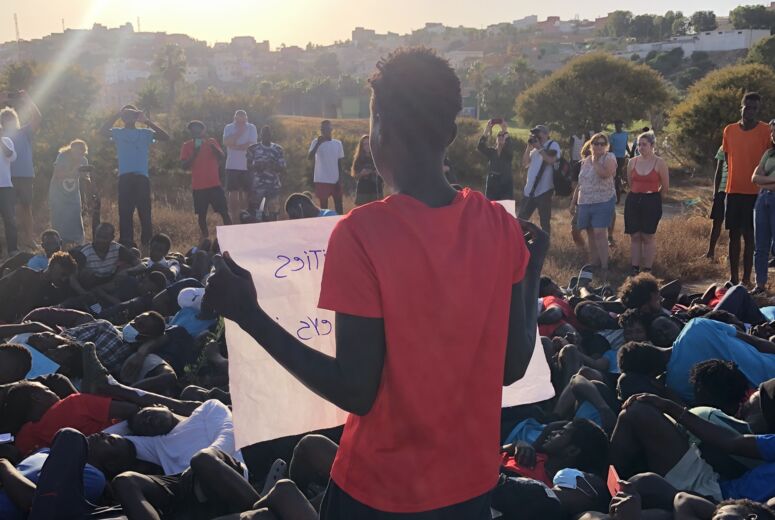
[178,287,205,311]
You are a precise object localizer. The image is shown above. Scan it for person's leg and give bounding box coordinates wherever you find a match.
[630,232,643,272]
[219,210,232,226]
[28,428,90,520]
[609,211,617,244]
[288,435,338,495]
[707,217,724,259]
[189,448,260,513]
[117,175,135,248]
[333,183,344,215]
[537,190,553,235]
[714,284,767,325]
[517,195,537,222]
[628,472,680,511]
[0,188,18,254]
[641,233,657,271]
[728,228,742,285]
[592,228,609,272]
[743,228,755,287]
[673,491,716,520]
[586,227,600,267]
[753,194,769,289]
[15,181,33,248]
[112,472,175,520]
[137,176,153,251]
[250,480,317,520]
[610,401,690,479]
[198,212,209,239]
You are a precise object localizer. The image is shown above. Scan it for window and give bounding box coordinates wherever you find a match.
[738,31,743,34]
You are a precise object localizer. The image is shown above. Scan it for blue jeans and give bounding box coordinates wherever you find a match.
[754,190,775,287]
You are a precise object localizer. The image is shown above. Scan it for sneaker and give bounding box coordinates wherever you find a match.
[260,459,288,496]
[577,265,594,289]
[608,237,616,248]
[752,286,767,296]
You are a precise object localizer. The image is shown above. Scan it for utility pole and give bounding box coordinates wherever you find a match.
[137,16,141,32]
[14,13,21,61]
[61,18,65,32]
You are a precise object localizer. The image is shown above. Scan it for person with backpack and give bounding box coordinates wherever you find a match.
[570,133,617,283]
[519,125,561,235]
[477,119,514,200]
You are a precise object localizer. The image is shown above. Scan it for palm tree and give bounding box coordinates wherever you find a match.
[153,44,186,110]
[135,83,162,118]
[465,61,485,119]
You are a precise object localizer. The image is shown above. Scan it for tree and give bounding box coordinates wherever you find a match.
[0,61,36,92]
[464,61,486,119]
[153,43,187,110]
[516,53,670,135]
[629,14,657,42]
[605,11,633,37]
[482,76,519,120]
[729,5,775,30]
[135,83,162,118]
[746,35,775,70]
[510,58,540,92]
[689,11,718,32]
[669,63,775,167]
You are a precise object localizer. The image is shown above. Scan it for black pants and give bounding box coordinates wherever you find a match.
[518,190,553,235]
[118,174,152,248]
[715,284,767,325]
[0,187,17,254]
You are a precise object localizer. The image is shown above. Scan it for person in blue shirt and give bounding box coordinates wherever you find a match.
[285,192,338,219]
[100,105,169,251]
[609,120,630,246]
[26,230,63,272]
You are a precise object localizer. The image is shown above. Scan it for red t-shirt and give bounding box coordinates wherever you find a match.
[722,122,771,195]
[180,138,223,190]
[538,295,580,337]
[318,188,530,512]
[501,452,552,486]
[15,394,113,457]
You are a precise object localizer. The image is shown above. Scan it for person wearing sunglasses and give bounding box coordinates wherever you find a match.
[624,131,669,275]
[750,119,775,295]
[570,133,617,283]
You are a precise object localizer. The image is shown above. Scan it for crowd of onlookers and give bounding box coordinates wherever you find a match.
[3,46,775,519]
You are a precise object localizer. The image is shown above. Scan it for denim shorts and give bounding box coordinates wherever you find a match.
[577,196,616,229]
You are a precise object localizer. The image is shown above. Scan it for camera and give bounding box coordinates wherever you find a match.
[528,135,538,145]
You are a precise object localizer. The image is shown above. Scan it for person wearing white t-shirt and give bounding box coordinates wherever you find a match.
[0,134,18,256]
[519,125,560,235]
[223,110,259,224]
[308,119,345,214]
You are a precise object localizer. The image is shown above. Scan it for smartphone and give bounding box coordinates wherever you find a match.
[6,91,20,99]
[607,465,622,496]
[490,118,503,125]
[194,138,203,148]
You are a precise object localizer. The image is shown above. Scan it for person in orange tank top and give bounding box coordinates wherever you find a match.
[624,132,669,275]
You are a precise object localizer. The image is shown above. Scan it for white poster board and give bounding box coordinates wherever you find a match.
[218,201,554,449]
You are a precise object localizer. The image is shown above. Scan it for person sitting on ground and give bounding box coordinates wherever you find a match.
[69,222,143,292]
[0,230,62,276]
[143,232,179,282]
[539,276,581,338]
[619,272,664,313]
[0,251,76,323]
[285,192,337,219]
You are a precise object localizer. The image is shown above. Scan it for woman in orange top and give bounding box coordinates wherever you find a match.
[624,132,669,274]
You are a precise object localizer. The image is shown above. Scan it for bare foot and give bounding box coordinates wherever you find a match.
[81,342,110,394]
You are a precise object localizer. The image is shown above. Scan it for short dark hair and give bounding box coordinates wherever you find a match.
[48,251,77,274]
[147,271,168,292]
[2,381,46,433]
[619,273,659,309]
[539,276,555,297]
[143,311,166,337]
[715,499,775,520]
[41,229,61,240]
[743,92,762,104]
[618,341,666,375]
[369,47,461,152]
[0,343,32,378]
[568,419,609,476]
[703,310,745,331]
[96,222,115,235]
[150,233,172,251]
[690,359,750,409]
[618,308,652,330]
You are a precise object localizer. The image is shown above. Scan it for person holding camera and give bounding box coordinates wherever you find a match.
[49,140,91,246]
[477,118,514,200]
[519,125,560,235]
[180,120,231,240]
[100,105,170,251]
[308,119,345,215]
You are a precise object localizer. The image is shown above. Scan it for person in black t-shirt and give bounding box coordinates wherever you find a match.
[351,135,383,206]
[478,119,514,200]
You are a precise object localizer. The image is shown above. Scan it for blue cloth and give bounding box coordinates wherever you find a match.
[609,131,629,159]
[667,318,775,402]
[111,128,155,176]
[169,307,216,339]
[577,196,616,229]
[319,209,337,217]
[574,401,603,428]
[754,191,775,288]
[720,435,775,501]
[0,449,105,520]
[602,349,620,374]
[504,418,546,445]
[762,306,775,321]
[8,126,34,178]
[26,254,48,271]
[22,343,60,379]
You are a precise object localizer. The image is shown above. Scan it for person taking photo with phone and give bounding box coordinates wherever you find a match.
[478,118,514,201]
[519,125,561,235]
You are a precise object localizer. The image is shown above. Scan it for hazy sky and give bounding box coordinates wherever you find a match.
[1,0,750,48]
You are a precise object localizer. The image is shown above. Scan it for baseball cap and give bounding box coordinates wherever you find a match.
[178,287,205,311]
[531,125,549,134]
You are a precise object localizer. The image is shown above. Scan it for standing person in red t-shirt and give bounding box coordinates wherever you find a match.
[721,92,772,286]
[203,48,548,518]
[180,120,231,240]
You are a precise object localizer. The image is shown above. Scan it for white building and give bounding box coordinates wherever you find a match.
[627,29,770,57]
[445,50,484,69]
[104,58,152,85]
